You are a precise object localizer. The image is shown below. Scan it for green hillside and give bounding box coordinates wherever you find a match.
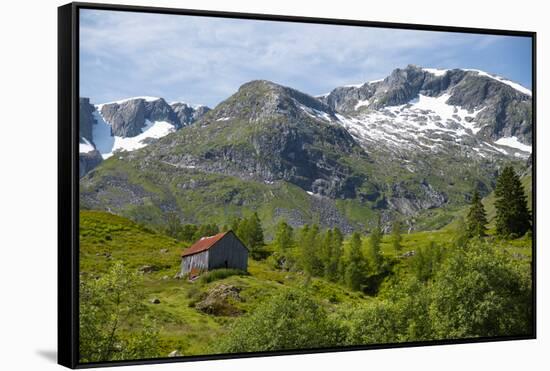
[80,211,370,357]
[79,210,532,362]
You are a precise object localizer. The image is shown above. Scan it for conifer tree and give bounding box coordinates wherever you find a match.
[326,228,344,282]
[366,220,383,274]
[466,189,488,238]
[495,166,531,237]
[391,219,403,257]
[345,232,364,291]
[273,220,294,252]
[236,213,265,258]
[320,229,333,276]
[164,212,182,239]
[298,224,322,276]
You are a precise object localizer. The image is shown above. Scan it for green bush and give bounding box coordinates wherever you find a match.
[429,241,532,339]
[214,289,343,352]
[79,261,160,362]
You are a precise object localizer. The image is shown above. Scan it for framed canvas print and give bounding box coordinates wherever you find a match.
[58,2,536,368]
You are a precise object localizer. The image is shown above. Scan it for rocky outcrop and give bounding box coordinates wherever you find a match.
[79,149,102,177]
[99,98,211,137]
[195,284,243,316]
[100,98,159,137]
[387,180,447,216]
[171,102,210,126]
[212,80,338,122]
[79,97,96,142]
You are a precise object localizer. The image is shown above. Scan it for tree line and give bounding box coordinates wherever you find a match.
[163,165,530,294]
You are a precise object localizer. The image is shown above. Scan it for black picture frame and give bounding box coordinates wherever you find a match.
[58,2,537,369]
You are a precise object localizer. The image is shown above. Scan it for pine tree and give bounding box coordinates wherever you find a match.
[180,224,198,242]
[391,219,403,257]
[319,229,333,276]
[273,220,294,252]
[238,213,265,258]
[466,189,488,238]
[495,166,531,237]
[326,228,344,282]
[230,217,242,233]
[249,213,265,249]
[366,221,383,274]
[164,212,182,239]
[345,232,364,291]
[301,225,322,276]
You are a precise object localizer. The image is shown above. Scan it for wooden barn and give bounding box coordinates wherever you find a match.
[180,230,248,277]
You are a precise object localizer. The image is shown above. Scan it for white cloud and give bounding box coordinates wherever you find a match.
[79,9,520,107]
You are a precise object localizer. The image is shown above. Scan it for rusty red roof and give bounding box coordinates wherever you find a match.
[181,231,229,257]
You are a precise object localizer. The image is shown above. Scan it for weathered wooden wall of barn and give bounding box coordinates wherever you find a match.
[208,233,248,271]
[181,250,209,274]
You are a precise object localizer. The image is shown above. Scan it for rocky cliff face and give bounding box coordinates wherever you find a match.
[171,102,211,126]
[79,97,95,142]
[99,98,179,137]
[79,150,103,178]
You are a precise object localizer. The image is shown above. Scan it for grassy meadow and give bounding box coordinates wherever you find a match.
[79,208,532,362]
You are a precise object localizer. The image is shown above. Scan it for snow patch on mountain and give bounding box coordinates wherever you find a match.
[335,93,491,154]
[462,69,531,96]
[423,68,448,76]
[343,83,365,88]
[354,99,370,110]
[298,103,333,122]
[92,111,176,159]
[79,137,95,153]
[494,136,532,153]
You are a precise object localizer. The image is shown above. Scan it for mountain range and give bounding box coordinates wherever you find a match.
[79,65,532,234]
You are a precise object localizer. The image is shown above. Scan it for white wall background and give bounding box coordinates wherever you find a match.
[0,0,546,369]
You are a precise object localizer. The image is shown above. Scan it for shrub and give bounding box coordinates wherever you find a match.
[214,289,343,352]
[79,261,160,362]
[429,241,532,338]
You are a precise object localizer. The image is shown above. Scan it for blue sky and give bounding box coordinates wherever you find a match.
[80,9,532,108]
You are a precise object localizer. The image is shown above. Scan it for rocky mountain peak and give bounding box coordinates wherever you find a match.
[99,97,178,137]
[211,79,337,123]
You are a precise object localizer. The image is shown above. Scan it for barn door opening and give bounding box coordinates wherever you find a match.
[224,260,228,268]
